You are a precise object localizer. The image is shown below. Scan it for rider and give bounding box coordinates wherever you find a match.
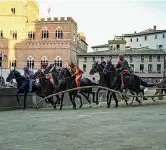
[23,66,35,92]
[116,54,130,88]
[68,61,84,87]
[103,59,113,74]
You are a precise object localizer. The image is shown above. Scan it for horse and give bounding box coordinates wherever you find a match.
[6,69,44,110]
[115,67,156,105]
[89,62,119,108]
[57,68,96,109]
[34,65,82,110]
[33,69,61,109]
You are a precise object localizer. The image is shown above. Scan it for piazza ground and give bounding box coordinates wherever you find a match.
[0,97,166,150]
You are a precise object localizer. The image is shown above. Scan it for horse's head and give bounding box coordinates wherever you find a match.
[57,68,71,80]
[90,61,104,75]
[44,64,54,74]
[33,69,45,79]
[6,70,21,82]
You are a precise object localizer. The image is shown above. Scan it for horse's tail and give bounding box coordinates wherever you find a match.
[140,79,155,87]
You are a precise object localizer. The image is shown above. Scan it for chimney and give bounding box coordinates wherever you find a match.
[154,25,156,30]
[134,31,137,33]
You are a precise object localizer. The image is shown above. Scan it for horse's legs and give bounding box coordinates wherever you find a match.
[48,97,56,109]
[72,92,77,110]
[23,91,28,111]
[107,91,110,108]
[60,93,64,110]
[75,94,83,108]
[130,90,135,105]
[79,91,92,107]
[16,90,21,104]
[136,92,142,105]
[112,92,118,108]
[68,92,74,109]
[92,91,96,103]
[96,88,102,105]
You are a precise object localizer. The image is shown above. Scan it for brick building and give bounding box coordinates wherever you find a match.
[0,0,88,79]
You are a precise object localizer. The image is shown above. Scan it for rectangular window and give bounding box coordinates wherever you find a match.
[163,34,165,38]
[28,31,35,40]
[92,57,95,63]
[84,57,87,63]
[157,56,160,62]
[83,64,86,72]
[157,64,161,73]
[140,64,144,73]
[11,8,15,14]
[116,44,120,50]
[149,56,152,62]
[101,57,104,61]
[157,45,163,49]
[145,36,147,41]
[136,38,139,42]
[130,38,132,42]
[148,64,152,73]
[155,35,157,39]
[141,56,144,63]
[12,31,17,40]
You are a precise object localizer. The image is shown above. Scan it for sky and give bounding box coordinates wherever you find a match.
[37,0,166,52]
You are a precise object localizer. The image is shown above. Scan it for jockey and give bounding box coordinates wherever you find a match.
[23,66,35,92]
[68,61,84,87]
[116,54,130,88]
[103,59,113,74]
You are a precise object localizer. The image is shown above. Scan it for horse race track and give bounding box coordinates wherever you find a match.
[0,100,166,150]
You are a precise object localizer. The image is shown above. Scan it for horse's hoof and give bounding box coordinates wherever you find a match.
[79,106,82,108]
[114,105,118,108]
[60,108,62,110]
[53,106,57,109]
[89,105,92,108]
[73,107,76,110]
[107,105,110,108]
[23,109,25,111]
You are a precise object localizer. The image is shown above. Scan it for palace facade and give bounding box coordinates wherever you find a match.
[0,0,88,78]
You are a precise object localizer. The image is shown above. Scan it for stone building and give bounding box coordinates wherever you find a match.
[78,47,165,79]
[0,0,87,79]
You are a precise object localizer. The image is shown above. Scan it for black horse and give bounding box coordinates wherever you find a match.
[90,61,119,108]
[57,68,96,109]
[34,65,82,110]
[33,69,61,109]
[6,70,44,110]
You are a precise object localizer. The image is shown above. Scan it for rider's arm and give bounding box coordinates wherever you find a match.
[116,62,121,69]
[121,60,128,69]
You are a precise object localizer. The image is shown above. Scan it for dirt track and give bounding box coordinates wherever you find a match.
[0,98,166,150]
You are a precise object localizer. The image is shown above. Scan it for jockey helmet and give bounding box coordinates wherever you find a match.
[119,53,124,59]
[68,61,74,67]
[23,66,28,71]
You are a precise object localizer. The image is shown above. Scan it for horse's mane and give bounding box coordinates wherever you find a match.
[64,68,72,77]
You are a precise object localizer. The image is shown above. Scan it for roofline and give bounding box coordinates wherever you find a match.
[124,30,166,37]
[91,44,109,48]
[78,53,166,56]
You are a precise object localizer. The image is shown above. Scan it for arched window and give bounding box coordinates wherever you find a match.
[27,56,34,69]
[28,31,35,40]
[42,28,49,40]
[41,56,48,68]
[55,56,62,67]
[55,28,63,39]
[10,56,16,69]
